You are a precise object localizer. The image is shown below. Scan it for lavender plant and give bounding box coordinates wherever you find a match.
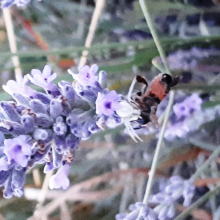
[0,0,31,8]
[0,64,131,198]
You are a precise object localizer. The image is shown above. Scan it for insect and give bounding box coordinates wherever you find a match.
[116,73,179,142]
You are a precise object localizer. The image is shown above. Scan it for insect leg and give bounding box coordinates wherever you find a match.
[136,75,148,86]
[126,119,143,142]
[136,75,148,94]
[127,77,138,102]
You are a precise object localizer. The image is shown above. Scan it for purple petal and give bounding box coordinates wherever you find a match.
[4,135,31,167]
[42,65,52,78]
[0,157,8,171]
[89,64,99,74]
[49,163,70,190]
[96,91,121,116]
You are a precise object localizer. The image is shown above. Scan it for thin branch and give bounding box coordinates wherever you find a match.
[28,168,150,220]
[32,169,42,188]
[142,91,175,205]
[29,187,122,220]
[139,0,171,75]
[78,0,106,68]
[33,170,54,216]
[60,202,71,220]
[138,0,174,208]
[3,8,22,80]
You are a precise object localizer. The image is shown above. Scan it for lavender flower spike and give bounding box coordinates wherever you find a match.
[115,202,157,220]
[96,90,121,116]
[27,65,57,90]
[0,0,31,8]
[68,64,99,87]
[49,163,70,190]
[4,135,31,167]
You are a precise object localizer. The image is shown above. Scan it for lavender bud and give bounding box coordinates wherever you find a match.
[61,101,71,116]
[15,105,26,114]
[13,93,30,107]
[29,145,49,167]
[21,115,35,133]
[167,204,175,218]
[3,175,13,199]
[33,129,49,140]
[66,108,85,126]
[96,115,107,130]
[115,213,127,220]
[11,168,26,190]
[52,147,63,168]
[32,92,51,104]
[47,87,61,98]
[30,99,48,114]
[35,113,53,128]
[50,99,62,118]
[59,81,76,107]
[0,131,5,145]
[66,134,80,150]
[81,121,92,140]
[79,90,96,103]
[44,162,54,173]
[0,120,12,134]
[54,134,66,153]
[157,205,169,219]
[53,117,67,136]
[0,157,8,171]
[0,120,25,136]
[88,119,100,133]
[98,70,107,88]
[1,102,21,122]
[0,171,9,186]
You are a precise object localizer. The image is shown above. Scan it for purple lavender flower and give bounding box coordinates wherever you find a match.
[49,163,70,190]
[27,65,57,90]
[159,93,210,141]
[0,157,8,171]
[0,64,129,198]
[115,202,157,220]
[96,90,121,116]
[4,135,31,167]
[69,64,99,87]
[173,102,189,119]
[148,176,195,220]
[0,0,31,8]
[164,122,189,140]
[165,176,195,207]
[183,93,202,111]
[3,75,34,97]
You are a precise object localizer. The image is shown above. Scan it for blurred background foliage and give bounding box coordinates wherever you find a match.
[1,0,220,219]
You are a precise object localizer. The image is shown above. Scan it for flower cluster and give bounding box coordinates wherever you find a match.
[0,0,31,8]
[153,47,219,71]
[163,93,220,141]
[149,176,195,219]
[0,64,124,198]
[115,202,157,220]
[116,176,195,220]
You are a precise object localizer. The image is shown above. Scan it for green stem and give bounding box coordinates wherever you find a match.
[142,91,175,204]
[139,0,171,75]
[138,0,174,208]
[174,185,220,220]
